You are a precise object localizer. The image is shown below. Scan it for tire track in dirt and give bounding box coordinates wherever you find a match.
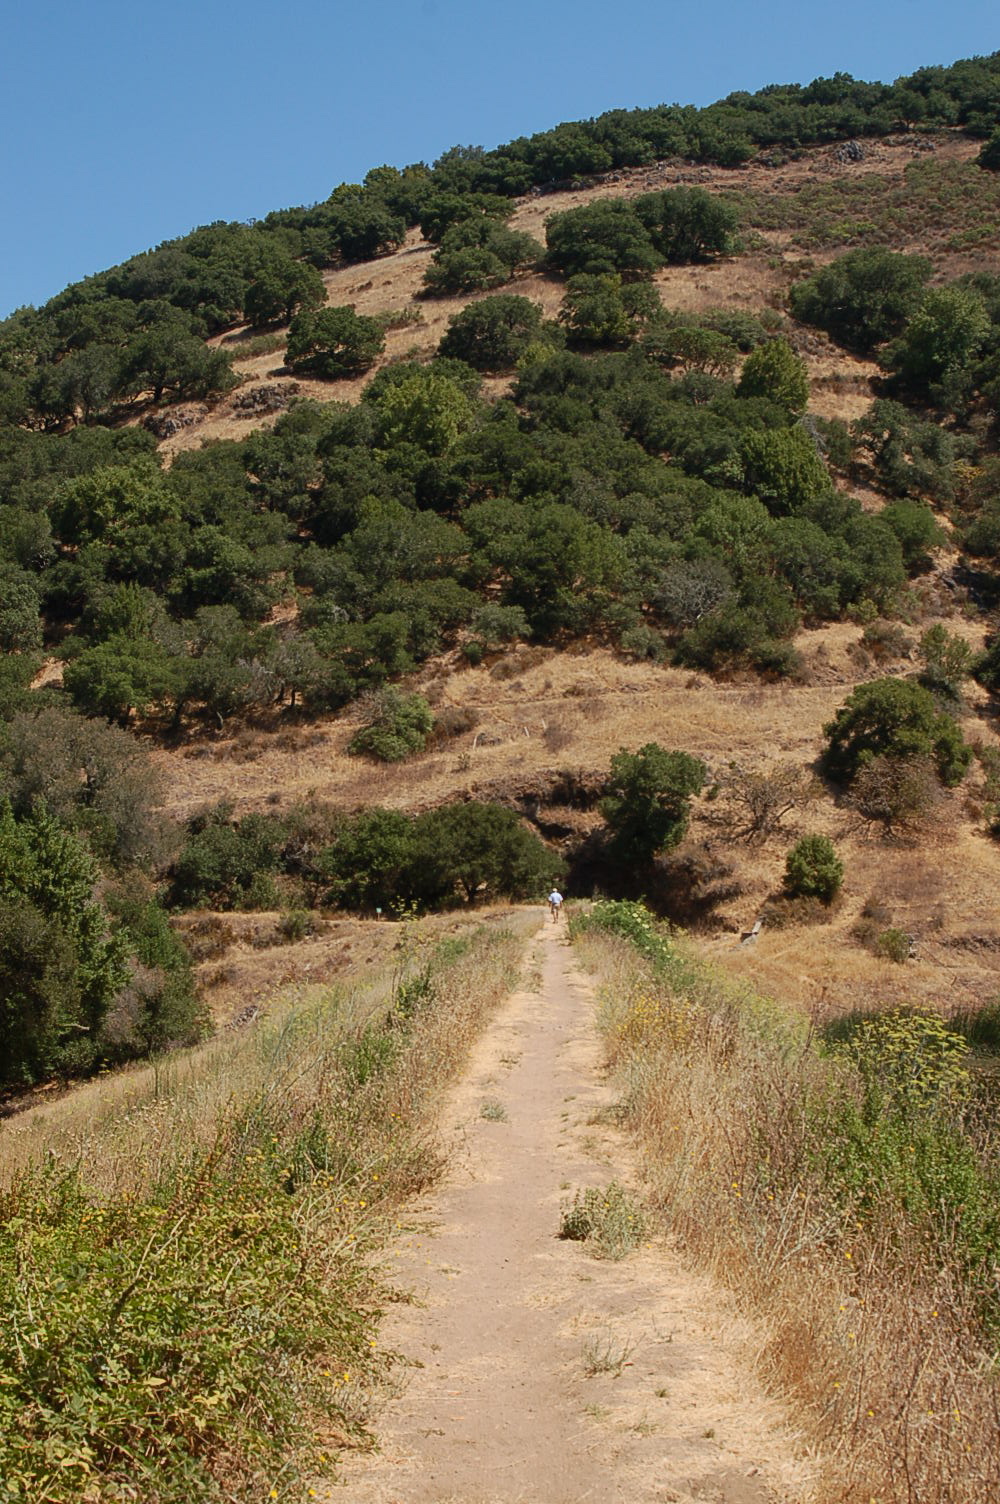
[329,920,817,1504]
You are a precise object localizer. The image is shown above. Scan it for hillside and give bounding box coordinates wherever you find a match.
[160,131,981,460]
[6,53,1000,1501]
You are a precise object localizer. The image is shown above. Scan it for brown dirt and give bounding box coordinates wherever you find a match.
[328,920,816,1504]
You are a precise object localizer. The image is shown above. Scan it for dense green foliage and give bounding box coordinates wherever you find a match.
[822,678,972,787]
[600,743,706,863]
[0,798,201,1088]
[348,688,434,762]
[319,802,561,911]
[790,248,931,352]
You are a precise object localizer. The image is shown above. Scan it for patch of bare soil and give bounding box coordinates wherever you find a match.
[328,922,816,1504]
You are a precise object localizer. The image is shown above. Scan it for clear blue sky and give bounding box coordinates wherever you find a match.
[2,0,999,317]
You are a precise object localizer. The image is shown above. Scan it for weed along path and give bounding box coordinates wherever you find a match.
[331,921,814,1504]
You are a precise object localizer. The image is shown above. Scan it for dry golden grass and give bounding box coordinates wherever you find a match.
[574,922,1000,1504]
[0,906,533,1199]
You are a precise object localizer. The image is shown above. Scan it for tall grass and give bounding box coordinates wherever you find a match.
[572,900,1000,1504]
[0,911,531,1503]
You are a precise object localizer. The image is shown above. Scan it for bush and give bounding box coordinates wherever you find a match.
[600,743,706,865]
[783,834,843,903]
[822,678,971,788]
[320,801,560,911]
[285,305,385,379]
[789,248,931,352]
[544,201,660,277]
[423,221,540,295]
[633,187,739,263]
[169,807,285,910]
[438,295,544,371]
[736,337,809,414]
[876,927,911,963]
[347,688,433,763]
[558,1181,645,1259]
[0,801,129,1086]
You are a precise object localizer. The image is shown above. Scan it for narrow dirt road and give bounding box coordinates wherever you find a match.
[332,921,816,1504]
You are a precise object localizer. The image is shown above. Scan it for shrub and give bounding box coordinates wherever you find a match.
[918,624,974,704]
[558,1182,645,1260]
[633,187,739,263]
[347,688,433,763]
[718,760,816,841]
[544,200,660,277]
[0,801,129,1086]
[880,500,945,573]
[600,743,706,865]
[783,834,843,903]
[736,337,809,414]
[438,295,544,371]
[790,248,931,352]
[285,305,385,379]
[822,678,971,788]
[876,927,911,963]
[169,807,285,910]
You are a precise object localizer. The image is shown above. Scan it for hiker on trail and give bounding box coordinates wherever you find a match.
[548,889,563,922]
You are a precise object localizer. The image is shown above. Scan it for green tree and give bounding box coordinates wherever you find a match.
[169,807,284,910]
[62,635,178,726]
[886,285,989,400]
[372,371,474,456]
[600,743,706,865]
[438,295,544,370]
[880,500,945,573]
[414,802,561,905]
[544,201,661,277]
[822,678,971,787]
[918,624,974,704]
[633,187,739,262]
[465,499,622,636]
[243,259,325,326]
[741,427,830,514]
[783,834,843,903]
[0,564,42,652]
[52,459,175,547]
[286,305,385,379]
[737,338,809,414]
[790,249,931,352]
[559,273,660,347]
[0,800,129,1085]
[319,809,417,911]
[418,193,512,243]
[422,220,540,295]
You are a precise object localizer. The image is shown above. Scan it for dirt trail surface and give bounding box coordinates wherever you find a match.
[330,922,816,1504]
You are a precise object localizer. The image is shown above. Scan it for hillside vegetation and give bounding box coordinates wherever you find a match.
[3,52,1000,1495]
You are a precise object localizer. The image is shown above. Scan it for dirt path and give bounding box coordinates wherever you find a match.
[331,922,817,1504]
